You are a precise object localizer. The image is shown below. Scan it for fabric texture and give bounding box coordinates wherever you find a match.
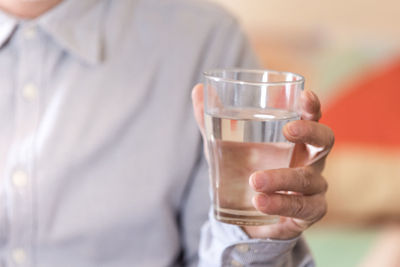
[0,0,313,266]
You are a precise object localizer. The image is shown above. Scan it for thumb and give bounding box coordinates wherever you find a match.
[191,83,206,138]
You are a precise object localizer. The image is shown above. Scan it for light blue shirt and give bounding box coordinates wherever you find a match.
[0,0,313,266]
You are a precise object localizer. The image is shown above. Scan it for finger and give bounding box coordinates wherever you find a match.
[249,167,328,195]
[191,83,205,137]
[301,90,321,122]
[252,192,327,222]
[283,120,334,149]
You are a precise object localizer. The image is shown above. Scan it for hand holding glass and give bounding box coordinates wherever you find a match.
[204,69,304,226]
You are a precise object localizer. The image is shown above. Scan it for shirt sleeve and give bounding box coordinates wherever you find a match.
[199,209,314,267]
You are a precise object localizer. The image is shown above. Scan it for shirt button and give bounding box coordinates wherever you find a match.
[230,259,243,267]
[12,248,26,264]
[235,244,249,253]
[22,83,38,101]
[12,170,28,188]
[23,25,37,39]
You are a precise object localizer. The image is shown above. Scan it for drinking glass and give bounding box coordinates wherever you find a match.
[204,69,304,226]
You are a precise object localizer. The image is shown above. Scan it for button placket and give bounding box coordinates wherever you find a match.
[7,23,42,267]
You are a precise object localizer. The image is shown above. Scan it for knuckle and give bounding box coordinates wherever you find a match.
[310,195,328,222]
[326,126,335,148]
[316,110,322,121]
[321,176,329,193]
[296,167,307,179]
[292,196,306,218]
[329,134,335,149]
[312,101,321,116]
[321,200,328,218]
[316,198,328,221]
[301,176,312,192]
[296,168,312,191]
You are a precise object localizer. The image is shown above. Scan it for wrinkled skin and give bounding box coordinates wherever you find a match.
[192,84,334,239]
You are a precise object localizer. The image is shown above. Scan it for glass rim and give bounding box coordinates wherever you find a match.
[203,68,305,86]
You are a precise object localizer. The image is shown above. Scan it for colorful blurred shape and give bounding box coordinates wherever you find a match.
[321,58,400,149]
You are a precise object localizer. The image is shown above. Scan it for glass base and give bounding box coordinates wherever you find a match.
[214,207,280,226]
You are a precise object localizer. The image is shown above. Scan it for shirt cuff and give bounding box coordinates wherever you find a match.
[201,209,305,266]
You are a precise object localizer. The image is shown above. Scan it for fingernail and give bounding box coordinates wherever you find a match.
[287,123,298,136]
[255,194,268,208]
[249,173,264,190]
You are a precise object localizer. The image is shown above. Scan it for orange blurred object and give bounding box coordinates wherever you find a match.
[321,58,400,149]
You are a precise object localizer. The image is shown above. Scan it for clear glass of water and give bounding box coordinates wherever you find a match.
[203,69,304,226]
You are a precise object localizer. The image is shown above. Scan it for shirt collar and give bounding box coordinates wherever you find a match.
[38,0,104,65]
[0,10,17,48]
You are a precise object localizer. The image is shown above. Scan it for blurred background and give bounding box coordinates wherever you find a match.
[210,0,400,266]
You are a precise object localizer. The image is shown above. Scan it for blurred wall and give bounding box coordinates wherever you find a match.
[210,0,400,101]
[210,0,400,45]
